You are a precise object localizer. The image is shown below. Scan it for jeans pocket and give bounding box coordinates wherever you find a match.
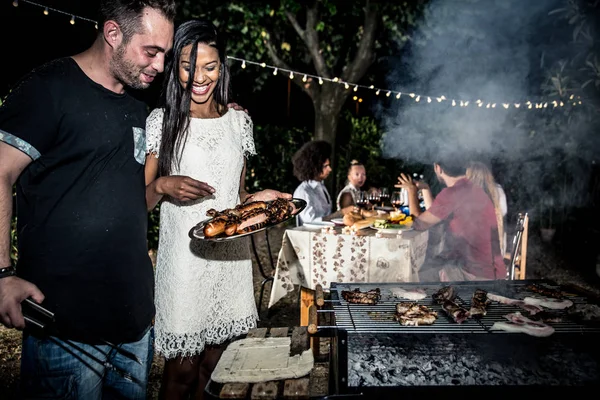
[21,372,76,399]
[132,127,146,165]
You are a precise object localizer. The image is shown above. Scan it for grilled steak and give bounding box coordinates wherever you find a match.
[341,288,381,304]
[469,289,491,317]
[394,302,438,326]
[432,286,469,323]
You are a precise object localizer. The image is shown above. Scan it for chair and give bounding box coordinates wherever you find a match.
[505,212,529,280]
[250,229,275,314]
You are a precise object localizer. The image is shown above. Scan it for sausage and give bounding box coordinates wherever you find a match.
[203,217,228,237]
[237,201,268,217]
[224,222,238,236]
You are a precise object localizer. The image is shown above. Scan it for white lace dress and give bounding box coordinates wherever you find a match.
[146,108,258,359]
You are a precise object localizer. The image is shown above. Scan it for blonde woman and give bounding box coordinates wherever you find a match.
[466,161,507,255]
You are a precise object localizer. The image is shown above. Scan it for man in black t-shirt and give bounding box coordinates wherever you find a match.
[0,1,176,398]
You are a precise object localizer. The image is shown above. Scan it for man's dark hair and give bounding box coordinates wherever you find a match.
[435,151,468,177]
[99,0,177,44]
[292,140,332,182]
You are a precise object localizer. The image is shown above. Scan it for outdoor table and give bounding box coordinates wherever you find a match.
[268,226,430,308]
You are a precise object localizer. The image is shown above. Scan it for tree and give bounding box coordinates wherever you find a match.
[180,0,426,191]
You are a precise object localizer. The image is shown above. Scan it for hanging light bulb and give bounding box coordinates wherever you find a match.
[318,77,323,85]
[415,95,420,102]
[260,62,266,68]
[353,96,358,101]
[396,93,401,99]
[386,91,391,97]
[44,7,49,15]
[70,15,75,25]
[452,100,456,107]
[241,60,246,69]
[12,0,18,7]
[514,104,520,108]
[273,68,278,76]
[344,82,350,90]
[333,77,339,82]
[302,75,307,82]
[375,89,380,95]
[353,85,358,92]
[369,85,374,89]
[427,97,431,103]
[289,71,294,79]
[95,23,99,30]
[409,93,415,98]
[464,101,469,106]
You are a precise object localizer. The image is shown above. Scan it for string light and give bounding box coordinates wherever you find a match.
[8,2,583,111]
[11,0,97,26]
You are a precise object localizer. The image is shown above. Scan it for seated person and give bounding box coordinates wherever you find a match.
[292,140,352,225]
[396,155,507,282]
[336,160,367,210]
[466,161,507,255]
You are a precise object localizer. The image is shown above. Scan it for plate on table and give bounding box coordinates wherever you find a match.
[303,221,335,230]
[189,198,307,242]
[370,223,414,235]
[331,218,346,226]
[374,206,396,212]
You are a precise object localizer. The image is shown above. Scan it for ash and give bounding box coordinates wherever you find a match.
[348,334,600,387]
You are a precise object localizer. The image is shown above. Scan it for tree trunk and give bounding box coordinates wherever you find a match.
[313,95,345,196]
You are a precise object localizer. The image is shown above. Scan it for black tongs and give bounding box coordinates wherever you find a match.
[22,298,143,383]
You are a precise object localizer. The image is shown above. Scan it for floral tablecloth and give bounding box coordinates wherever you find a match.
[268,227,429,308]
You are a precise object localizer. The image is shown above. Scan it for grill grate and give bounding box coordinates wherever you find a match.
[329,280,600,334]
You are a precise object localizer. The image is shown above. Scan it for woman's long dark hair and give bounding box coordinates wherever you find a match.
[158,19,231,177]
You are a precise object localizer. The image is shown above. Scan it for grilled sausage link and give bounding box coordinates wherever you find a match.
[203,217,228,237]
[236,201,268,217]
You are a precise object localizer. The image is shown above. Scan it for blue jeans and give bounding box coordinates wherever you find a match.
[20,328,153,399]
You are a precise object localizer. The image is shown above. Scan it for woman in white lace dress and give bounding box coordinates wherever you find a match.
[144,20,289,399]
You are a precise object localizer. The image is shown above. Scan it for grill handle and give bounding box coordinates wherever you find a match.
[315,284,324,307]
[308,305,318,334]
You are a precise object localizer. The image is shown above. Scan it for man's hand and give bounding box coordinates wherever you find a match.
[158,176,215,202]
[0,277,45,329]
[227,102,248,113]
[249,189,292,202]
[395,173,418,192]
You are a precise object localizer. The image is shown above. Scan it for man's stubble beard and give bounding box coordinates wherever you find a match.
[111,43,148,90]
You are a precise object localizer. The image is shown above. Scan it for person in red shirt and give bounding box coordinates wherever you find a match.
[397,157,507,281]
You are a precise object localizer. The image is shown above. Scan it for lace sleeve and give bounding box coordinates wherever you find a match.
[238,111,256,158]
[146,108,164,158]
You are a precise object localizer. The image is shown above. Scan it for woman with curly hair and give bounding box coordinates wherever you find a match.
[292,140,353,225]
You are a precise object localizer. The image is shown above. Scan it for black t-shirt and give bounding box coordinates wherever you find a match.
[0,58,154,344]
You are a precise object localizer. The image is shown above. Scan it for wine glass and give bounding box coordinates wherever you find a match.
[391,191,403,210]
[380,187,390,207]
[355,191,368,209]
[368,189,381,208]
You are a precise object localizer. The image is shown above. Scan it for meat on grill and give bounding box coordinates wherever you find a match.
[390,287,427,301]
[523,296,573,310]
[432,287,469,323]
[491,312,555,337]
[486,292,543,315]
[469,289,491,318]
[525,284,565,299]
[394,302,438,326]
[341,288,381,304]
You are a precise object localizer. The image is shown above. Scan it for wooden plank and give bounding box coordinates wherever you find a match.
[290,326,309,356]
[219,383,250,399]
[315,284,324,307]
[250,381,279,400]
[282,377,310,399]
[269,327,289,337]
[247,327,268,338]
[299,287,315,326]
[308,362,329,398]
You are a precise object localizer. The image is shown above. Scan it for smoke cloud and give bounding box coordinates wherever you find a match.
[380,0,597,220]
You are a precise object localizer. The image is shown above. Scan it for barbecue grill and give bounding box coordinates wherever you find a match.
[313,279,600,398]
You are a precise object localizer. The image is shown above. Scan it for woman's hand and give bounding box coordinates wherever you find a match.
[415,180,430,191]
[158,176,215,202]
[395,173,418,192]
[249,189,292,202]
